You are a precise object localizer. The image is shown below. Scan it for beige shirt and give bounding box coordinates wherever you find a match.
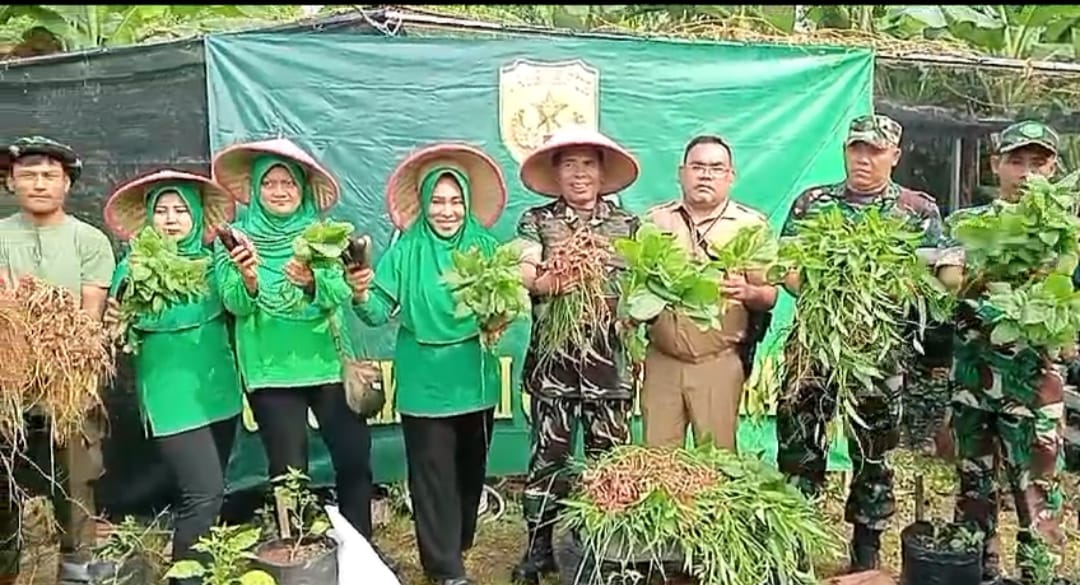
[644,198,770,362]
[0,213,116,303]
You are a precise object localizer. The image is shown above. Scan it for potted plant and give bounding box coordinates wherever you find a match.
[87,514,170,585]
[164,525,275,585]
[557,444,841,585]
[900,518,983,585]
[250,468,337,585]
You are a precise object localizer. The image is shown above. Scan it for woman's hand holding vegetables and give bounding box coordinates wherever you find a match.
[102,297,124,341]
[534,270,578,296]
[346,265,374,302]
[284,258,315,291]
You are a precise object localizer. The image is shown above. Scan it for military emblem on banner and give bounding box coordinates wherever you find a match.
[498,59,600,163]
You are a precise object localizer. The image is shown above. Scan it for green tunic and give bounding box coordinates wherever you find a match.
[214,155,355,391]
[110,183,242,437]
[353,165,503,418]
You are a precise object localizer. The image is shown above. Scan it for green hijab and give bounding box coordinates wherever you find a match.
[112,182,221,332]
[235,154,322,319]
[374,166,498,345]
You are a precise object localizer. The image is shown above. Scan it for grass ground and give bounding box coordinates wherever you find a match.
[372,449,1080,585]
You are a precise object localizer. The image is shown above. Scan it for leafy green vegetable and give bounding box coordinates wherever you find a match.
[613,223,723,363]
[950,174,1080,286]
[707,223,779,275]
[974,274,1080,358]
[776,206,953,428]
[120,226,209,324]
[291,220,355,266]
[442,243,530,350]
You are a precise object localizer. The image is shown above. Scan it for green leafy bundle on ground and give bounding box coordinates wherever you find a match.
[121,226,209,322]
[777,206,953,424]
[560,444,841,585]
[613,223,722,362]
[291,220,355,267]
[443,243,530,349]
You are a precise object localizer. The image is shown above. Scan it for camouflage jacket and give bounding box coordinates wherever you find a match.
[946,203,1067,414]
[515,198,639,400]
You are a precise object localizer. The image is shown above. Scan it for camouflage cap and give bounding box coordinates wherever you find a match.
[995,120,1059,155]
[846,114,903,149]
[0,136,83,181]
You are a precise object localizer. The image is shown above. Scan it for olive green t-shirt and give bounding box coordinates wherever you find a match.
[0,213,116,300]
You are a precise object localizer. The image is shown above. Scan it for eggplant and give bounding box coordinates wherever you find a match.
[113,278,130,303]
[341,234,371,268]
[217,227,240,252]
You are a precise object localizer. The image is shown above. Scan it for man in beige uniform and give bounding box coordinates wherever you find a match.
[0,136,115,581]
[642,135,778,450]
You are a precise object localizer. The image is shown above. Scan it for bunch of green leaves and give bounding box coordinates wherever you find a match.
[164,525,275,585]
[291,220,355,267]
[777,205,953,424]
[706,223,780,275]
[560,444,841,585]
[949,174,1080,287]
[120,226,209,322]
[613,223,724,362]
[974,273,1080,358]
[442,243,530,350]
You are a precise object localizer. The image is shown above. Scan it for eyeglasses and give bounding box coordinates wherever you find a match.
[686,163,731,177]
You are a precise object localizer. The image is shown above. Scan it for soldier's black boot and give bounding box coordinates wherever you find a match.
[848,525,881,573]
[511,522,557,585]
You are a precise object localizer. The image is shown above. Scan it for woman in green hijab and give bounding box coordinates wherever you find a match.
[348,143,514,585]
[101,170,242,582]
[210,139,375,540]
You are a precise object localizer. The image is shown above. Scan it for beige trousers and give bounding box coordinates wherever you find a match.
[641,347,745,451]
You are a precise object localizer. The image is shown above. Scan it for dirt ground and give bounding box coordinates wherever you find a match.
[372,449,1080,585]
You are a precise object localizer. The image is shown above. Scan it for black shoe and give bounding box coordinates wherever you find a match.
[512,523,557,585]
[433,579,475,585]
[848,525,881,573]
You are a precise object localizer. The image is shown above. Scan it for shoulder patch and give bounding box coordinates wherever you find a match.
[645,199,680,215]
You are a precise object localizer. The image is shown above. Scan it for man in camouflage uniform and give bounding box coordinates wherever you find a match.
[776,114,964,572]
[510,127,641,585]
[948,120,1068,585]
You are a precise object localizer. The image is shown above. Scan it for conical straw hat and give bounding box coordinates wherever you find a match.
[519,126,640,198]
[385,143,508,231]
[212,138,340,211]
[103,169,235,243]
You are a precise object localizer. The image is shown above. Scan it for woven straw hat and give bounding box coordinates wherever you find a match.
[519,126,640,198]
[385,143,508,231]
[103,169,235,243]
[211,138,340,211]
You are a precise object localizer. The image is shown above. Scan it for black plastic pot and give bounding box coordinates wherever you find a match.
[900,521,982,585]
[252,539,338,585]
[554,528,686,585]
[87,556,157,585]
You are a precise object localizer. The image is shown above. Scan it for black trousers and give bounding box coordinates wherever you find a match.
[401,409,494,581]
[248,383,373,537]
[155,416,238,564]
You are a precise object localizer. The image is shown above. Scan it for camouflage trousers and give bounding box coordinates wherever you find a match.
[952,403,1066,581]
[777,370,902,532]
[900,362,951,452]
[522,395,632,525]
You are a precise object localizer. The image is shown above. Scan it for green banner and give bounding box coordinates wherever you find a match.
[204,31,873,491]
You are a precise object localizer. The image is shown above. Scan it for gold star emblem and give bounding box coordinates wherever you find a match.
[535,91,568,136]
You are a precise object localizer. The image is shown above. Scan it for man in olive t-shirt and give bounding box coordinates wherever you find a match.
[0,136,116,581]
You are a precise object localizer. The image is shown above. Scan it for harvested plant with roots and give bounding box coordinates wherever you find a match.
[777,206,953,431]
[534,229,613,367]
[561,445,841,585]
[0,275,114,451]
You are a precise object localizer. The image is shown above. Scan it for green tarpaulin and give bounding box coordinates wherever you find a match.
[203,31,871,490]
